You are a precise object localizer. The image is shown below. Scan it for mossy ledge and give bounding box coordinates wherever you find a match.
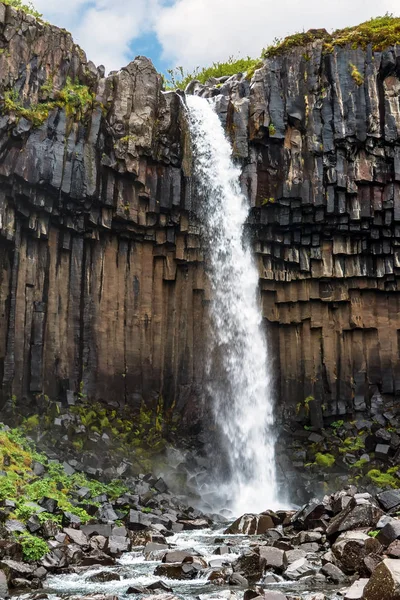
[262,14,400,58]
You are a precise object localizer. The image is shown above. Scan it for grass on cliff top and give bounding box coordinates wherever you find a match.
[262,14,400,58]
[2,0,42,19]
[164,56,262,90]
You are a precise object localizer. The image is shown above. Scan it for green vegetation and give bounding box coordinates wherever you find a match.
[351,457,369,469]
[3,0,42,19]
[349,63,364,86]
[315,452,335,468]
[330,420,344,429]
[367,468,400,488]
[262,15,400,58]
[368,530,379,538]
[0,426,129,526]
[339,436,365,454]
[164,56,262,90]
[2,77,95,127]
[19,533,49,561]
[261,197,275,206]
[268,123,277,136]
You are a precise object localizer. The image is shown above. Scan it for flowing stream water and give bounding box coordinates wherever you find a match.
[186,95,278,515]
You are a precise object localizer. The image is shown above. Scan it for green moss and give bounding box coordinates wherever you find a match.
[349,63,364,85]
[315,452,335,468]
[351,457,369,469]
[262,15,400,59]
[268,123,277,136]
[367,469,400,488]
[2,77,95,127]
[330,420,344,429]
[261,197,275,205]
[339,436,365,453]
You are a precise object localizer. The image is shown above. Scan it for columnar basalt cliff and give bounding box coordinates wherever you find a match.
[1,4,400,427]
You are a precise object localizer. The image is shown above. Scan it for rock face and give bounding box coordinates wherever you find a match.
[1,4,400,424]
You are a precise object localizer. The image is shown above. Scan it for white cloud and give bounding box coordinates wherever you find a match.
[155,0,400,69]
[32,0,400,72]
[33,0,159,71]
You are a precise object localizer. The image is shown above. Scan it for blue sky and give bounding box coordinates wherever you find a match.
[33,0,398,75]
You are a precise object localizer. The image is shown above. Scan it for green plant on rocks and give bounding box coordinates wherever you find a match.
[2,77,95,127]
[164,56,262,90]
[262,14,400,58]
[367,468,400,489]
[349,63,364,85]
[19,533,48,562]
[315,452,335,468]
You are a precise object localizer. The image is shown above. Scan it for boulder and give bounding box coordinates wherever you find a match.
[229,573,248,586]
[258,546,287,572]
[387,540,400,558]
[107,535,130,555]
[226,514,275,535]
[162,551,196,563]
[362,558,400,599]
[377,490,400,513]
[87,572,120,583]
[321,562,348,583]
[332,531,369,574]
[326,500,383,537]
[344,579,369,600]
[377,520,400,547]
[63,528,88,546]
[284,557,315,580]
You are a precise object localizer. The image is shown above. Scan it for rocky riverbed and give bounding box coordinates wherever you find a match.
[2,467,400,600]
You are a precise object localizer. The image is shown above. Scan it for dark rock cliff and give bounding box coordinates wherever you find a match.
[1,3,400,427]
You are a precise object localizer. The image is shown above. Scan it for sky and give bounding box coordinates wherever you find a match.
[33,0,399,75]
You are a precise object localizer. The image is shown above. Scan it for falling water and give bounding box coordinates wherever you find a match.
[186,94,278,515]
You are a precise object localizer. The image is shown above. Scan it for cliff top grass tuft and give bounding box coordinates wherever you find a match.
[164,56,262,90]
[2,0,42,19]
[262,14,400,58]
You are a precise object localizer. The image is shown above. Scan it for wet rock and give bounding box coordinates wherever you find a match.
[233,552,262,583]
[146,581,173,592]
[362,557,400,599]
[227,573,248,587]
[154,563,187,579]
[177,519,209,530]
[286,549,307,564]
[162,550,197,563]
[226,514,275,535]
[87,571,120,583]
[0,559,35,579]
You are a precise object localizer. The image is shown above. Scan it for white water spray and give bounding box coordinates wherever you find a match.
[186,94,278,515]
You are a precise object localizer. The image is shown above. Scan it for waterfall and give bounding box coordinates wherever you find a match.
[186,94,278,515]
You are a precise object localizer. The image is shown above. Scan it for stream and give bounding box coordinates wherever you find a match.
[36,527,344,600]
